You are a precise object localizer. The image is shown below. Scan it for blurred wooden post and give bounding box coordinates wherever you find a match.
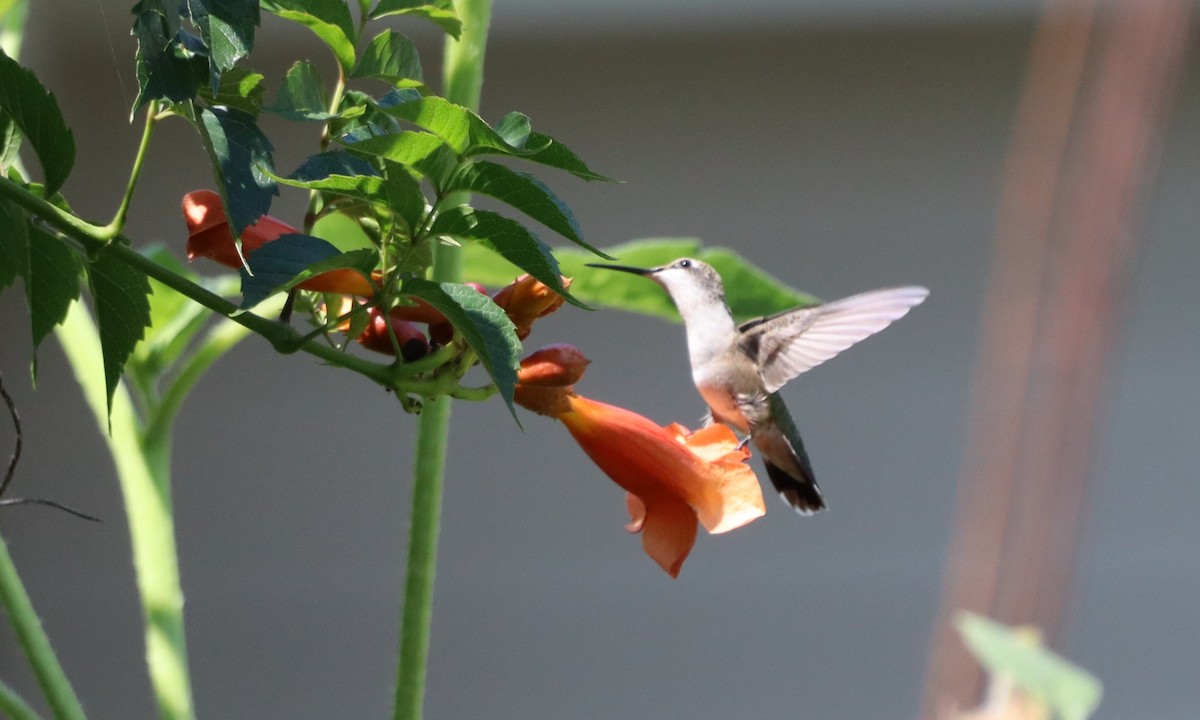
[921,0,1192,716]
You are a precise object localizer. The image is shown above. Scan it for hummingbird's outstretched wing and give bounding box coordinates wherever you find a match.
[738,286,929,394]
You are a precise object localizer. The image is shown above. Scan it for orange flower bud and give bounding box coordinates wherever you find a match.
[492,274,571,339]
[516,344,590,387]
[181,190,376,297]
[357,307,429,360]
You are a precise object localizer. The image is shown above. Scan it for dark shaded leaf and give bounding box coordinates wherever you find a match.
[239,233,374,308]
[199,105,278,234]
[130,245,216,378]
[198,66,265,116]
[131,0,207,113]
[26,224,82,379]
[0,49,75,194]
[0,111,22,175]
[432,207,579,306]
[328,89,401,140]
[351,30,423,87]
[461,238,819,322]
[267,60,335,121]
[401,278,520,417]
[369,0,461,38]
[87,246,153,420]
[0,194,26,292]
[183,0,259,90]
[261,0,356,71]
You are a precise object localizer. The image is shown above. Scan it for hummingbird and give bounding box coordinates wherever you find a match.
[588,258,928,514]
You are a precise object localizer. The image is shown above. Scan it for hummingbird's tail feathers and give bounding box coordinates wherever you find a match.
[749,285,929,394]
[763,457,826,514]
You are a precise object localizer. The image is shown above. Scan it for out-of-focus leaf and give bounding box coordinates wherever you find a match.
[0,110,22,174]
[0,48,74,194]
[351,29,423,87]
[87,246,153,420]
[26,224,82,379]
[130,244,216,378]
[261,0,356,71]
[199,105,278,234]
[401,278,519,418]
[432,207,578,306]
[369,0,461,39]
[957,613,1102,720]
[0,194,25,291]
[462,238,818,322]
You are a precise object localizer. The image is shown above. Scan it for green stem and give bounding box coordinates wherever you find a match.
[0,534,85,720]
[56,302,195,720]
[0,678,43,720]
[99,101,159,240]
[392,3,492,719]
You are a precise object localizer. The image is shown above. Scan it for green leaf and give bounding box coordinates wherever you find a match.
[328,89,401,140]
[351,30,423,87]
[340,129,456,191]
[131,1,207,113]
[183,0,259,90]
[401,278,520,417]
[957,613,1103,720]
[198,66,265,117]
[278,152,427,232]
[261,0,356,71]
[461,238,819,323]
[449,161,603,255]
[238,233,374,308]
[0,111,22,175]
[87,246,153,420]
[494,112,531,149]
[26,224,82,380]
[513,131,615,182]
[432,207,578,307]
[376,89,531,158]
[369,0,461,39]
[0,194,25,291]
[267,60,336,121]
[199,105,278,234]
[0,48,75,194]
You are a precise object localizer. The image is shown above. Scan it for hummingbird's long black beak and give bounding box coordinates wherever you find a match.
[585,263,655,276]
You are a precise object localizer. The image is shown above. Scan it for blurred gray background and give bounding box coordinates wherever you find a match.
[2,1,1198,718]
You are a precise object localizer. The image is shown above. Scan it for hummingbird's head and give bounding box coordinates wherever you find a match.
[586,257,727,308]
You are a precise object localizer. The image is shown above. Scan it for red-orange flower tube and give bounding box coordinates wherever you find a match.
[182,190,375,297]
[515,344,765,577]
[493,274,570,340]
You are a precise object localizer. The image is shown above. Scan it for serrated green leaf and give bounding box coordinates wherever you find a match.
[131,1,207,113]
[267,60,336,121]
[198,66,265,116]
[957,613,1102,720]
[328,89,401,140]
[199,105,278,234]
[239,233,374,308]
[432,207,579,307]
[510,130,615,182]
[88,246,153,420]
[0,194,25,291]
[450,161,602,255]
[26,224,82,379]
[261,0,356,71]
[495,112,531,149]
[0,48,74,194]
[351,30,423,87]
[340,129,456,191]
[401,278,520,417]
[369,0,461,38]
[376,89,531,158]
[461,238,819,323]
[183,0,259,90]
[0,110,22,174]
[278,152,427,232]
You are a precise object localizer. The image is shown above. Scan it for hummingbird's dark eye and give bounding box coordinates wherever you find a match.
[679,259,691,268]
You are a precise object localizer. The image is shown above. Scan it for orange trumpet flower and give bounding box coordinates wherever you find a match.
[515,345,765,577]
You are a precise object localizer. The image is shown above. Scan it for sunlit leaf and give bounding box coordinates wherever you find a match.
[199,66,265,116]
[182,0,259,90]
[351,29,423,87]
[339,129,456,191]
[508,130,615,182]
[267,60,336,121]
[261,0,356,71]
[369,0,460,39]
[0,48,74,194]
[401,278,520,418]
